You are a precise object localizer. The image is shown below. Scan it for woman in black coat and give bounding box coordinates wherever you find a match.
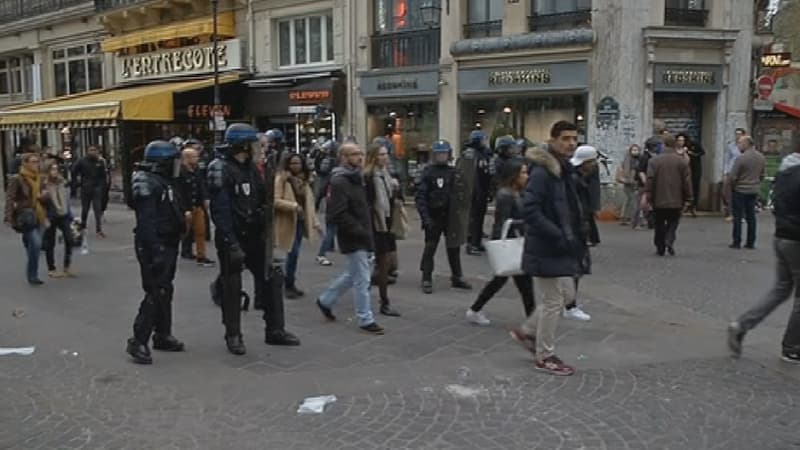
[466,158,535,326]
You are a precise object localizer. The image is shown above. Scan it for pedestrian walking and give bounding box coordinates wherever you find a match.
[465,130,493,255]
[722,128,746,221]
[315,142,384,335]
[509,121,583,376]
[683,134,705,216]
[729,135,766,250]
[728,147,800,363]
[4,153,47,285]
[42,162,74,278]
[314,139,339,266]
[364,142,402,317]
[643,134,692,256]
[71,145,109,238]
[636,137,660,230]
[617,144,641,226]
[125,141,186,364]
[274,152,321,299]
[415,139,472,294]
[178,145,215,266]
[208,124,301,355]
[467,158,534,326]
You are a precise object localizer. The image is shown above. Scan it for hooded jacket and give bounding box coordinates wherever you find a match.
[521,147,582,278]
[328,165,374,253]
[773,153,800,242]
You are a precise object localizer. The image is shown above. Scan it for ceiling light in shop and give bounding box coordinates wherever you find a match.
[407,112,415,117]
[477,109,486,115]
[577,114,584,121]
[474,122,481,128]
[389,111,397,118]
[503,106,512,114]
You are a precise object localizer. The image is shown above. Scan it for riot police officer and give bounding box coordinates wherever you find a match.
[208,123,300,356]
[466,130,493,255]
[265,128,285,164]
[415,140,473,294]
[126,140,187,365]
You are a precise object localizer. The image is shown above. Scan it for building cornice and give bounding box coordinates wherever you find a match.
[450,29,595,58]
[643,27,740,45]
[0,2,95,39]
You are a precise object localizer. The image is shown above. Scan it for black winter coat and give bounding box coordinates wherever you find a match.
[328,166,374,254]
[491,187,523,240]
[774,154,800,242]
[521,148,582,278]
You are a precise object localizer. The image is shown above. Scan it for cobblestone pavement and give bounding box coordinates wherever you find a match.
[1,205,798,449]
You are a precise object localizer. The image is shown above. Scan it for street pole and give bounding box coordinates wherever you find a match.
[212,0,221,146]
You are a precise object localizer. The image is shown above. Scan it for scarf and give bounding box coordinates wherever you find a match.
[372,168,394,232]
[19,166,45,226]
[45,178,67,217]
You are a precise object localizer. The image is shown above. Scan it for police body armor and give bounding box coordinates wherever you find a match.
[131,168,184,246]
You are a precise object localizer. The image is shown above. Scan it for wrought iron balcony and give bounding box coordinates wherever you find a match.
[371,28,441,69]
[95,0,151,12]
[528,9,591,32]
[463,20,502,39]
[664,8,708,27]
[0,0,88,24]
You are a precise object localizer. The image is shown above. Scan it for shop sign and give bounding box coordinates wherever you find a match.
[458,61,588,95]
[760,52,792,68]
[653,64,723,93]
[288,90,331,104]
[757,75,775,98]
[360,70,439,99]
[596,96,620,126]
[753,99,774,111]
[114,39,242,82]
[185,104,233,119]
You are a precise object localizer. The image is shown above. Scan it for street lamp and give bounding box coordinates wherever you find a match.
[420,0,441,27]
[211,0,221,145]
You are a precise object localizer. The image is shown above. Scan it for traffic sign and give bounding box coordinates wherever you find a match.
[757,75,775,99]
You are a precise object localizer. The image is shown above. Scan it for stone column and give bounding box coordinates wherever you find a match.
[438,0,463,152]
[503,0,529,35]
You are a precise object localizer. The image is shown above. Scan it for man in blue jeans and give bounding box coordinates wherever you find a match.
[315,143,384,335]
[729,135,766,249]
[728,147,800,363]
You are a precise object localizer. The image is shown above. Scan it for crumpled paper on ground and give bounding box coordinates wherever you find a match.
[297,395,337,414]
[0,346,35,356]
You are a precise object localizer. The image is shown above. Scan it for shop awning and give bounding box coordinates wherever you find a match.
[101,12,236,53]
[774,102,800,119]
[0,74,240,130]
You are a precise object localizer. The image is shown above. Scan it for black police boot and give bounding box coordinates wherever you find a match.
[126,337,152,364]
[285,284,304,300]
[225,334,246,355]
[152,334,185,352]
[264,329,301,346]
[210,279,222,307]
[421,275,433,294]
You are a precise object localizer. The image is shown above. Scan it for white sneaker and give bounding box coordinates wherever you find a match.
[563,306,591,321]
[465,309,491,326]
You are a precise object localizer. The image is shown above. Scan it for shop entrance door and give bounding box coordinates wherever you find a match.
[653,93,703,142]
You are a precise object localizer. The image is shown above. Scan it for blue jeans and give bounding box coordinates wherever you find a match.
[319,250,375,326]
[732,192,758,247]
[22,227,43,282]
[285,221,304,286]
[317,222,336,256]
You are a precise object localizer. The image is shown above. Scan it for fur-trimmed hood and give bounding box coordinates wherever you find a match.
[525,145,562,177]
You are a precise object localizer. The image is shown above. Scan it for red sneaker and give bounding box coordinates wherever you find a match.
[509,328,536,356]
[534,355,575,376]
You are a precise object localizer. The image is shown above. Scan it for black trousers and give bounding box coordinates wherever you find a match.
[214,236,285,337]
[420,222,463,280]
[44,215,72,270]
[468,197,488,248]
[80,186,104,232]
[132,240,178,344]
[653,208,682,251]
[471,275,535,316]
[691,168,702,208]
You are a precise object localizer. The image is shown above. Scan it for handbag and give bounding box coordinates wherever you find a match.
[390,198,409,240]
[484,219,525,277]
[13,208,37,233]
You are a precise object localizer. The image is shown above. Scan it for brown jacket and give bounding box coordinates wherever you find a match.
[645,148,692,210]
[273,172,320,252]
[730,148,766,195]
[4,174,39,225]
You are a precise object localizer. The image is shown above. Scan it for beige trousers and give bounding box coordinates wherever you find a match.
[521,276,575,360]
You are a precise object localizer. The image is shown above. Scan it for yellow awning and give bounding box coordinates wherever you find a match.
[102,12,236,53]
[0,74,240,129]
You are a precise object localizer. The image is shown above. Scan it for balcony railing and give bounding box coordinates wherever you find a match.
[463,20,502,39]
[95,0,150,12]
[664,8,708,27]
[528,9,591,32]
[371,28,441,69]
[0,0,87,24]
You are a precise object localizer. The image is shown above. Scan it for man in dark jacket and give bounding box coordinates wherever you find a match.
[728,147,800,363]
[72,145,109,238]
[315,142,384,335]
[644,134,692,256]
[465,130,493,255]
[509,121,582,376]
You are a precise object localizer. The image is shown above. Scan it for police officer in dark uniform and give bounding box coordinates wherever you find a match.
[466,130,493,255]
[126,140,187,365]
[415,139,473,294]
[208,123,300,356]
[492,135,518,186]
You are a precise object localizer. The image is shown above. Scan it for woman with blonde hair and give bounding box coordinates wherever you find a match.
[42,162,75,278]
[4,153,48,285]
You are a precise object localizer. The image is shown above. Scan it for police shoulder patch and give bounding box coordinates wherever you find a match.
[131,171,154,200]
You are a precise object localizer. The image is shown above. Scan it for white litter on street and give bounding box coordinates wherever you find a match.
[445,384,487,399]
[297,395,337,414]
[0,346,35,356]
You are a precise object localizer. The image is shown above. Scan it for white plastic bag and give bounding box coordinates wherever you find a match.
[297,395,337,414]
[484,219,524,277]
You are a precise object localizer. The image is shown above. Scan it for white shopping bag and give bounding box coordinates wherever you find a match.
[483,219,524,277]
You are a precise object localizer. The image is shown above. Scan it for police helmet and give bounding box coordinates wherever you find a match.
[225,123,259,145]
[431,139,453,154]
[144,140,179,162]
[168,136,185,150]
[265,128,284,144]
[469,130,487,146]
[494,135,516,151]
[321,139,338,153]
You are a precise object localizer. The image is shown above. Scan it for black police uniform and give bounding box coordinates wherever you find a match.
[127,162,186,364]
[415,162,468,288]
[467,143,493,250]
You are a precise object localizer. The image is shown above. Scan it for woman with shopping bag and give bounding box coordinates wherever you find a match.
[466,158,535,326]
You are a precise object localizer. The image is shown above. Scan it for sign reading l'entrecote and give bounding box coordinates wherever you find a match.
[114,39,242,82]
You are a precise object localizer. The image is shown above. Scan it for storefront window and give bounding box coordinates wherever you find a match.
[277,13,334,67]
[52,43,104,97]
